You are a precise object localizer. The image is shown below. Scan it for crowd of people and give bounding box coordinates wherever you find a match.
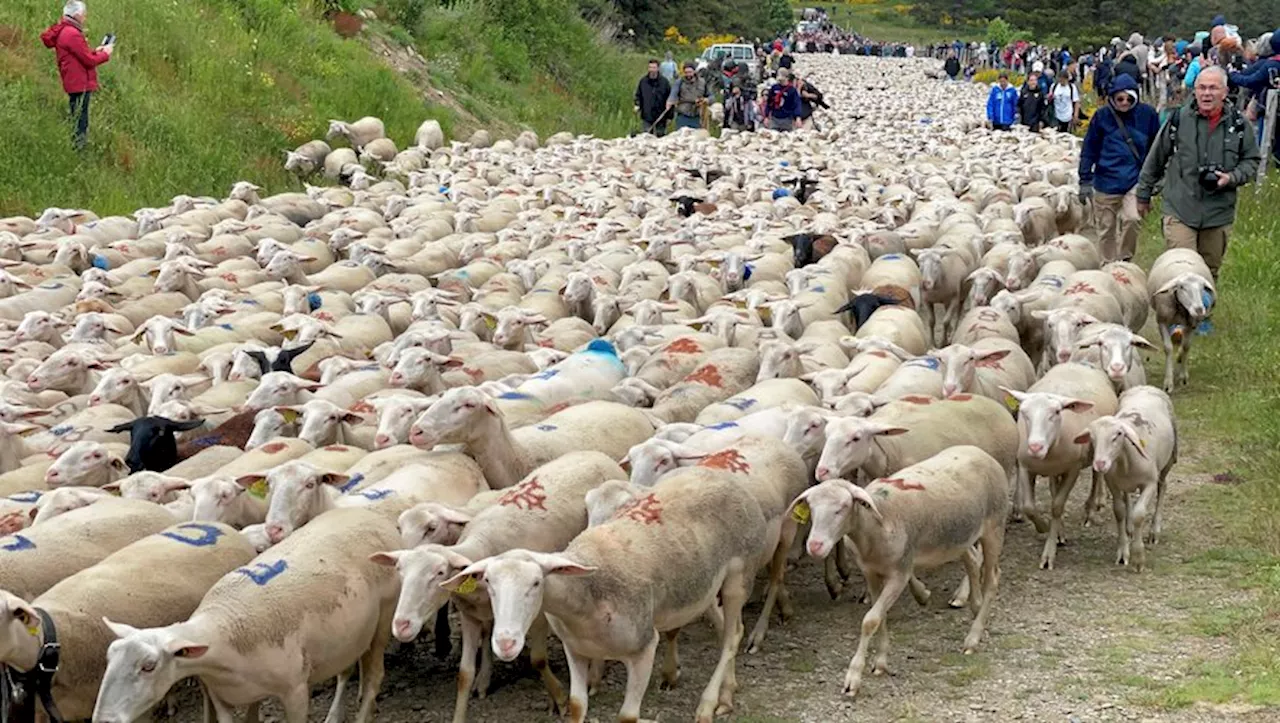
[971,14,1275,335]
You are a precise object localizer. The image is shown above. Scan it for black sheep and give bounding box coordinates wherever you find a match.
[785,233,838,268]
[107,416,207,473]
[243,341,316,376]
[835,293,905,330]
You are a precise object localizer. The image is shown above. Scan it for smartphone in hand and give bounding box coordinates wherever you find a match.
[101,33,116,46]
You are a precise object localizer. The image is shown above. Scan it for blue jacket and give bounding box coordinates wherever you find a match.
[1229,55,1280,97]
[1079,77,1161,194]
[986,85,1018,126]
[766,83,802,119]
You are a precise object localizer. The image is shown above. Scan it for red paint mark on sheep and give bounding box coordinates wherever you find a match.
[261,442,287,454]
[881,477,925,491]
[323,445,348,452]
[615,493,663,525]
[1109,269,1133,285]
[663,338,703,355]
[697,449,751,473]
[348,401,375,415]
[975,356,1005,370]
[219,273,238,283]
[684,364,723,388]
[313,311,335,322]
[900,395,933,405]
[1065,282,1098,296]
[462,367,485,382]
[977,309,1001,322]
[498,478,547,511]
[864,350,889,359]
[948,393,975,401]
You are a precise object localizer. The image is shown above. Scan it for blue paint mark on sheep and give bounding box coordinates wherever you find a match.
[338,473,365,493]
[161,523,224,547]
[308,292,323,311]
[707,421,739,430]
[242,299,261,306]
[39,282,63,290]
[1039,276,1065,288]
[742,264,753,282]
[585,339,618,357]
[499,391,532,400]
[536,424,557,432]
[811,285,826,293]
[723,397,756,411]
[1,535,35,552]
[357,488,394,501]
[880,254,903,261]
[905,356,941,370]
[772,188,791,200]
[50,425,74,437]
[91,255,111,270]
[217,323,234,331]
[237,560,287,586]
[531,369,560,381]
[6,492,42,504]
[1201,289,1214,309]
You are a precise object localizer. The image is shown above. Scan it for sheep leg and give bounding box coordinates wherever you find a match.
[452,614,483,723]
[244,701,261,723]
[1159,323,1175,392]
[433,607,452,658]
[1130,482,1160,572]
[587,658,604,696]
[1083,469,1105,527]
[1111,483,1131,566]
[747,523,796,653]
[618,632,659,723]
[528,615,567,713]
[475,622,494,697]
[964,521,1004,653]
[696,558,748,720]
[660,628,681,689]
[823,556,845,599]
[921,303,937,346]
[280,683,311,723]
[844,571,909,697]
[1176,334,1192,386]
[562,643,593,723]
[1149,470,1169,545]
[353,621,390,723]
[1019,467,1050,534]
[909,574,932,606]
[942,296,962,344]
[1040,470,1080,570]
[322,667,351,723]
[208,693,236,723]
[1009,469,1025,523]
[950,545,981,609]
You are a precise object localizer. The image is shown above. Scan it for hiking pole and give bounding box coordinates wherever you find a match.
[644,106,672,135]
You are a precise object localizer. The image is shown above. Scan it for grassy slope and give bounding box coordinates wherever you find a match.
[797,1,981,45]
[0,0,647,218]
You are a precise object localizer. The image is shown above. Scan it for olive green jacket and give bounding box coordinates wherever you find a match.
[1135,98,1261,230]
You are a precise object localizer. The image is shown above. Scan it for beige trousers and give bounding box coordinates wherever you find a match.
[1093,190,1140,262]
[1162,216,1231,280]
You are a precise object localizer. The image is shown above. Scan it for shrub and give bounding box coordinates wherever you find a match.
[973,69,1026,87]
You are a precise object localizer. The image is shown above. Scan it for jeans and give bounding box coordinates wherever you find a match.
[675,113,701,130]
[68,91,91,150]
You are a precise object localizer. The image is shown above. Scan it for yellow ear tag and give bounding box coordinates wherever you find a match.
[248,480,268,499]
[280,409,299,424]
[791,500,811,524]
[107,487,121,497]
[281,329,297,341]
[1003,394,1020,413]
[26,624,38,637]
[455,576,478,595]
[1140,439,1147,450]
[484,317,497,331]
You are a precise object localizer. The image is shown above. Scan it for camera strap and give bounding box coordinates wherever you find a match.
[1108,105,1144,162]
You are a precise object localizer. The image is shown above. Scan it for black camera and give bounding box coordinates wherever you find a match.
[1198,165,1225,192]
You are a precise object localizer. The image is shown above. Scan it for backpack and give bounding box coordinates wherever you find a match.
[1165,104,1246,156]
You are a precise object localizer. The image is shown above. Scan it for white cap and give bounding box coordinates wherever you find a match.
[1032,61,1044,72]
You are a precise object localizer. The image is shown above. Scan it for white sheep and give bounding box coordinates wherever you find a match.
[1147,249,1215,392]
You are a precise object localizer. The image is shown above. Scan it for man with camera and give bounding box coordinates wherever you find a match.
[1137,66,1260,303]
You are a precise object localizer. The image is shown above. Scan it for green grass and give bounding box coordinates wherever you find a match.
[1128,182,1280,709]
[797,1,982,46]
[0,0,651,217]
[0,0,455,217]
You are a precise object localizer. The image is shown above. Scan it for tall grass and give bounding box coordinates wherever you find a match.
[408,0,643,139]
[0,0,452,217]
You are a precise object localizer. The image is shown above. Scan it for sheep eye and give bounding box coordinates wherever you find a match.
[92,451,103,459]
[140,661,156,673]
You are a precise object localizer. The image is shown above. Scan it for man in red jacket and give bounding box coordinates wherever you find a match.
[41,1,113,150]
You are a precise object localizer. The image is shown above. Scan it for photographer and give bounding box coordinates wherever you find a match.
[1137,67,1261,318]
[41,0,112,151]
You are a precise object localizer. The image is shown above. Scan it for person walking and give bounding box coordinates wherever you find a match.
[944,51,961,81]
[1137,66,1261,332]
[1018,71,1047,132]
[634,59,671,137]
[659,51,677,82]
[1047,71,1080,132]
[796,73,826,129]
[666,62,714,131]
[1078,75,1161,263]
[41,0,112,151]
[985,72,1018,130]
[724,83,758,132]
[763,68,803,131]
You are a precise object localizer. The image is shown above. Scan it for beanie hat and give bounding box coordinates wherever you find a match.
[1271,30,1280,55]
[1210,15,1226,28]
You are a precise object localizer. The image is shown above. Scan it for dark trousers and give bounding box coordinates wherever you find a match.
[68,91,91,150]
[642,118,668,137]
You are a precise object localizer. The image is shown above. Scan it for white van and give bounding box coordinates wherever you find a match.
[697,44,757,79]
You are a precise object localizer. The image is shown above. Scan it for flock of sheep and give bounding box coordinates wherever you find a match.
[0,55,1215,723]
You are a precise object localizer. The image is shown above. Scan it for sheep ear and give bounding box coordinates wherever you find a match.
[318,473,350,488]
[870,425,909,437]
[1130,334,1158,351]
[369,551,401,567]
[108,455,129,474]
[166,418,206,432]
[1073,431,1092,445]
[235,474,266,490]
[974,348,1011,362]
[441,563,488,592]
[274,407,302,424]
[1123,427,1149,459]
[106,421,135,434]
[433,506,474,525]
[1062,399,1095,414]
[835,479,884,525]
[102,617,141,640]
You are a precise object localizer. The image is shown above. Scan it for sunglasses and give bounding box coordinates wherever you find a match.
[1112,95,1135,104]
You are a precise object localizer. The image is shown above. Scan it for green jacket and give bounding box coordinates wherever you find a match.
[1136,98,1261,230]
